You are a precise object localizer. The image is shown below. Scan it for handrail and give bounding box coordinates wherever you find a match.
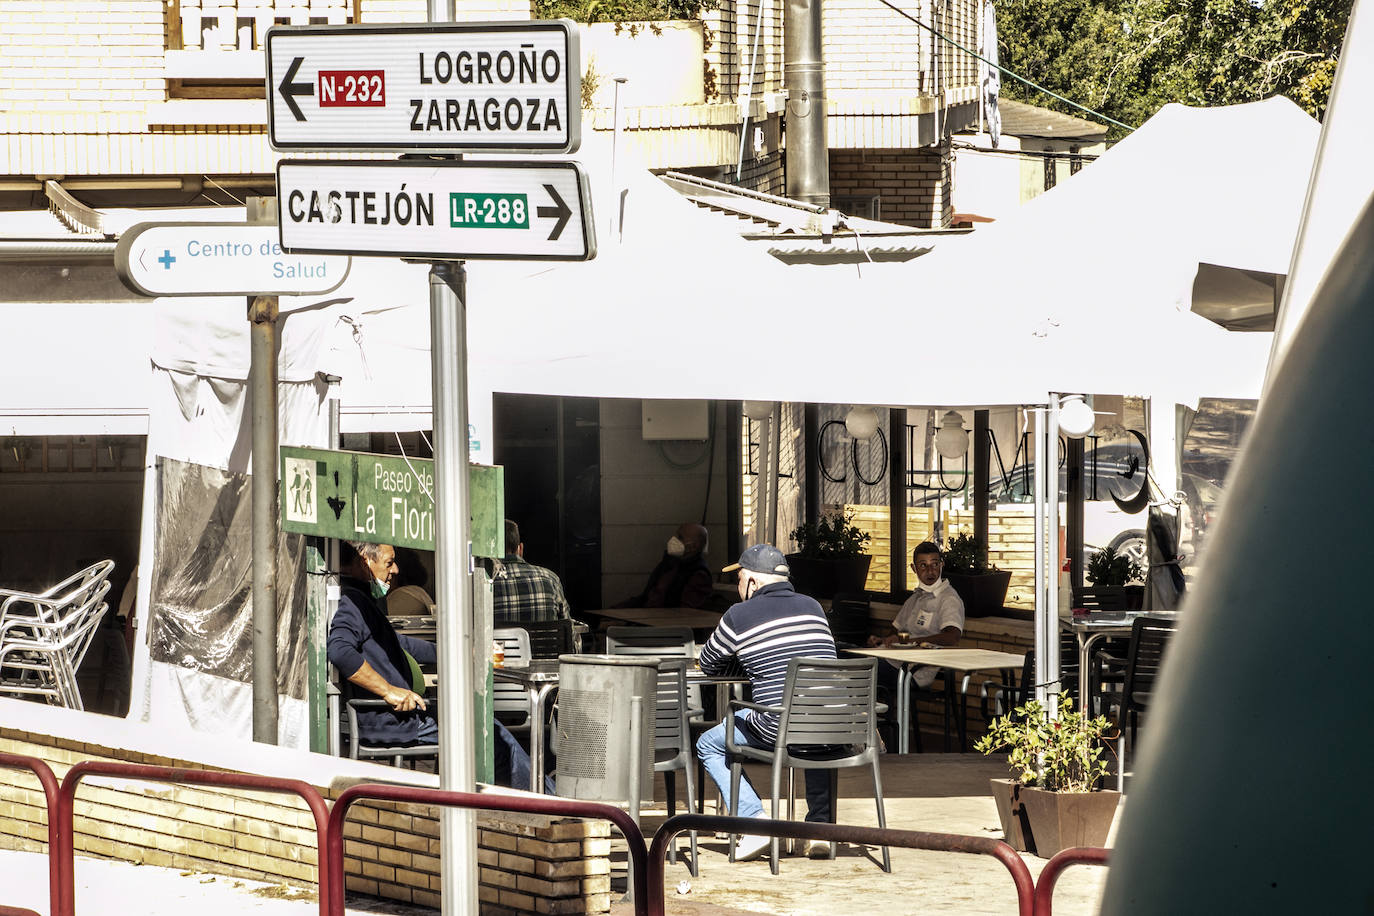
[648,813,1037,916]
[0,752,61,915]
[54,761,332,916]
[326,783,650,916]
[1033,846,1110,916]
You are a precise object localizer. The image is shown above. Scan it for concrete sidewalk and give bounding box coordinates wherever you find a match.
[1,754,1112,915]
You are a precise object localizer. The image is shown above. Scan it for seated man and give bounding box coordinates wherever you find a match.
[329,539,546,791]
[868,540,965,692]
[695,544,838,862]
[621,522,714,609]
[493,520,571,625]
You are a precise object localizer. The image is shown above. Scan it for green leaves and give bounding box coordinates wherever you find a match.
[1085,544,1142,587]
[997,0,1351,135]
[975,699,1115,792]
[790,509,872,558]
[942,532,993,575]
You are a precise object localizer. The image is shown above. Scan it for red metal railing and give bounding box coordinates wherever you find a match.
[53,761,332,916]
[647,813,1038,916]
[326,784,650,916]
[0,751,61,916]
[1033,846,1110,916]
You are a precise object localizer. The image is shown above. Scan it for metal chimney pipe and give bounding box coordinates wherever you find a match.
[784,0,830,208]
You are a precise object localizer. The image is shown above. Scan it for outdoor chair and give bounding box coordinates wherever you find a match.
[492,627,535,733]
[827,595,872,648]
[725,656,890,875]
[521,618,576,659]
[605,626,712,808]
[0,563,114,710]
[343,697,439,768]
[1096,615,1178,789]
[652,658,700,875]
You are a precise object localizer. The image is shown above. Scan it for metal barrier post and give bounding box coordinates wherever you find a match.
[326,784,650,916]
[647,813,1038,916]
[54,761,332,916]
[0,752,61,916]
[1033,846,1110,916]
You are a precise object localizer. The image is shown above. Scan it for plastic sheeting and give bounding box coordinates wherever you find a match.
[142,457,310,745]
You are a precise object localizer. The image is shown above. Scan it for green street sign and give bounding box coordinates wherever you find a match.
[280,446,504,557]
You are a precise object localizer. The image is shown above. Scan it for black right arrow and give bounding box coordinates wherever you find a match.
[537,184,572,241]
[279,56,313,122]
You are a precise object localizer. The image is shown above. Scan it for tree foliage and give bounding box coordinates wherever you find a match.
[996,0,1351,135]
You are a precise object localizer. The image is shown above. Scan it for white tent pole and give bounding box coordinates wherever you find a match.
[1032,405,1050,712]
[1044,397,1060,719]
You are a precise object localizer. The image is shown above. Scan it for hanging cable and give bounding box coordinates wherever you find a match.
[871,0,1136,133]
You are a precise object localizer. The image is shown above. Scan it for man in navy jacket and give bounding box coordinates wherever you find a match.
[329,540,543,790]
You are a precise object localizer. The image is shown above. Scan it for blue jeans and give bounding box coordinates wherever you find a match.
[416,716,554,793]
[696,711,833,822]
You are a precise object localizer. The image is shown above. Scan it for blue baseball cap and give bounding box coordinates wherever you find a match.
[723,543,790,576]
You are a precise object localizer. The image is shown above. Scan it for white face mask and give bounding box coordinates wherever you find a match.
[666,536,686,557]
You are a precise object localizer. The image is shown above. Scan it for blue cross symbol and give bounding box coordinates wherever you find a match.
[157,249,176,269]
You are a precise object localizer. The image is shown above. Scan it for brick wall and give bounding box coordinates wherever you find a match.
[829,144,952,228]
[0,1,166,112]
[0,704,613,914]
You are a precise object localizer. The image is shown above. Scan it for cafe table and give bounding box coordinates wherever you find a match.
[492,658,561,794]
[850,646,1026,753]
[591,606,725,630]
[1061,610,1178,713]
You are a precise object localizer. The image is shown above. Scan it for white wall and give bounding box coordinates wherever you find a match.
[599,398,730,606]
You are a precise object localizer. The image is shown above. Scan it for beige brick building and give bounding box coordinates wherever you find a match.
[0,0,980,224]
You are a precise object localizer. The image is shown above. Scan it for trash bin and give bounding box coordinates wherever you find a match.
[555,654,658,803]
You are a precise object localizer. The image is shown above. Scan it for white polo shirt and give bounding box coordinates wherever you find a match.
[892,578,966,687]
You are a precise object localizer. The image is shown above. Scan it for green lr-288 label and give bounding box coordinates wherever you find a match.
[449,193,529,229]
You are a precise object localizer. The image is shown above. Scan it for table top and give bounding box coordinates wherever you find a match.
[591,606,725,630]
[492,658,561,684]
[850,646,1026,671]
[1060,610,1179,633]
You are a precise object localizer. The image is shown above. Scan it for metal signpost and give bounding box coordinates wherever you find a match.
[266,20,580,154]
[267,9,592,913]
[276,159,595,261]
[115,222,351,297]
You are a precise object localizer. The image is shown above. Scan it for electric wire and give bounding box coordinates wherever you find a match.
[870,0,1136,133]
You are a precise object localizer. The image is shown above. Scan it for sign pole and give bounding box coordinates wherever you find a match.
[249,292,281,744]
[431,259,477,914]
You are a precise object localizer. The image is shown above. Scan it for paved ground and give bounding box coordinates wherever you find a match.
[1,754,1113,915]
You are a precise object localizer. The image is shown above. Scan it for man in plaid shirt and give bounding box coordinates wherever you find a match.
[493,519,571,624]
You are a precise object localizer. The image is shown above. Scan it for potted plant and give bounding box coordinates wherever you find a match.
[1078,544,1145,611]
[786,508,872,599]
[975,700,1120,857]
[941,531,1013,618]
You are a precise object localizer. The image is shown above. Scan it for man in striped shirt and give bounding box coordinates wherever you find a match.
[696,544,838,862]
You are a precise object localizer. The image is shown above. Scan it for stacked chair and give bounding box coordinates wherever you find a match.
[0,560,114,710]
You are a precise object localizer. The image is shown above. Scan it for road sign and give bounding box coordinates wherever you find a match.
[115,222,352,297]
[280,446,504,557]
[276,159,596,261]
[265,21,580,154]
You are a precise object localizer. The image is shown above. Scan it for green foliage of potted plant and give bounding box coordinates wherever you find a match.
[787,508,872,599]
[976,700,1121,856]
[940,531,1013,618]
[1080,544,1145,611]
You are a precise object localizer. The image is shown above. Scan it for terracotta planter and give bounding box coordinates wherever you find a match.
[786,554,872,600]
[945,570,1013,618]
[1019,787,1121,857]
[989,778,1035,853]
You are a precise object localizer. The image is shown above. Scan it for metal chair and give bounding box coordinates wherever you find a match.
[652,658,700,875]
[343,698,439,768]
[492,627,534,733]
[725,656,890,875]
[0,571,112,710]
[520,618,576,659]
[605,626,712,808]
[1097,615,1178,789]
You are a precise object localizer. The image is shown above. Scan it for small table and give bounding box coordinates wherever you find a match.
[1061,611,1178,713]
[493,659,561,794]
[591,606,725,630]
[851,647,1026,753]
